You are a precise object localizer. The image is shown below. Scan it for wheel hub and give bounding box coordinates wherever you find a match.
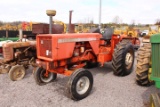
[14,69,24,78]
[40,70,53,83]
[125,52,133,66]
[76,76,90,95]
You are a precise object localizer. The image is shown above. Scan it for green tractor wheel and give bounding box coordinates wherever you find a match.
[136,43,153,86]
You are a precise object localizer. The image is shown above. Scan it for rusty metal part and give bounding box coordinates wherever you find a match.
[68,24,75,33]
[52,24,64,34]
[3,41,36,48]
[32,24,49,34]
[29,57,37,67]
[8,65,25,81]
[32,24,64,34]
[0,64,11,74]
[2,41,36,61]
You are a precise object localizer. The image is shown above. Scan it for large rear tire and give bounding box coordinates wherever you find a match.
[66,68,93,100]
[112,40,135,76]
[136,43,152,86]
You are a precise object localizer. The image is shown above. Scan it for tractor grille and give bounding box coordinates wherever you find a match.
[39,37,52,58]
[151,44,160,78]
[3,47,13,61]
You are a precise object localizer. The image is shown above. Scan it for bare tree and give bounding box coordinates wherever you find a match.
[155,19,160,25]
[112,16,120,24]
[119,18,123,24]
[0,21,4,26]
[131,20,135,26]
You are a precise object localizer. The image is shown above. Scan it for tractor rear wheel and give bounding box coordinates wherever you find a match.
[112,40,135,76]
[8,65,25,81]
[66,68,93,100]
[34,67,57,85]
[136,43,152,86]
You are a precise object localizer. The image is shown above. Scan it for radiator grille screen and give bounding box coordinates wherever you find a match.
[39,37,52,58]
[152,43,160,78]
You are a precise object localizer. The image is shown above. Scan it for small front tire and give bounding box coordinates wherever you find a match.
[66,68,93,100]
[34,67,57,85]
[8,65,25,81]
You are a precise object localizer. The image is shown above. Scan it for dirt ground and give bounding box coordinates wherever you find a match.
[0,52,158,107]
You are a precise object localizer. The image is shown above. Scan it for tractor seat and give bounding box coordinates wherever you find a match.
[101,27,114,40]
[88,28,101,33]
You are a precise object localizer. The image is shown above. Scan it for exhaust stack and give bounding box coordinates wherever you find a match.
[46,10,56,34]
[68,10,73,33]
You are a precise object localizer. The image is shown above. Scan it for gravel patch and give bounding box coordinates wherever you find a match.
[0,51,158,107]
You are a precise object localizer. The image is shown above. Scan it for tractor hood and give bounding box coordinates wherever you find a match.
[150,33,160,43]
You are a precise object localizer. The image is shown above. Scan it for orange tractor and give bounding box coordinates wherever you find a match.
[34,10,140,100]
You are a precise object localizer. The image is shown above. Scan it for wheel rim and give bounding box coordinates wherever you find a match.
[125,51,133,69]
[13,67,25,80]
[76,76,90,95]
[40,69,53,83]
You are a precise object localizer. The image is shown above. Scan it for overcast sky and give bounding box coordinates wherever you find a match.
[0,0,160,24]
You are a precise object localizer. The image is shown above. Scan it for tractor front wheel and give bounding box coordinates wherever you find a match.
[8,65,25,81]
[34,67,57,85]
[66,68,93,100]
[112,40,135,76]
